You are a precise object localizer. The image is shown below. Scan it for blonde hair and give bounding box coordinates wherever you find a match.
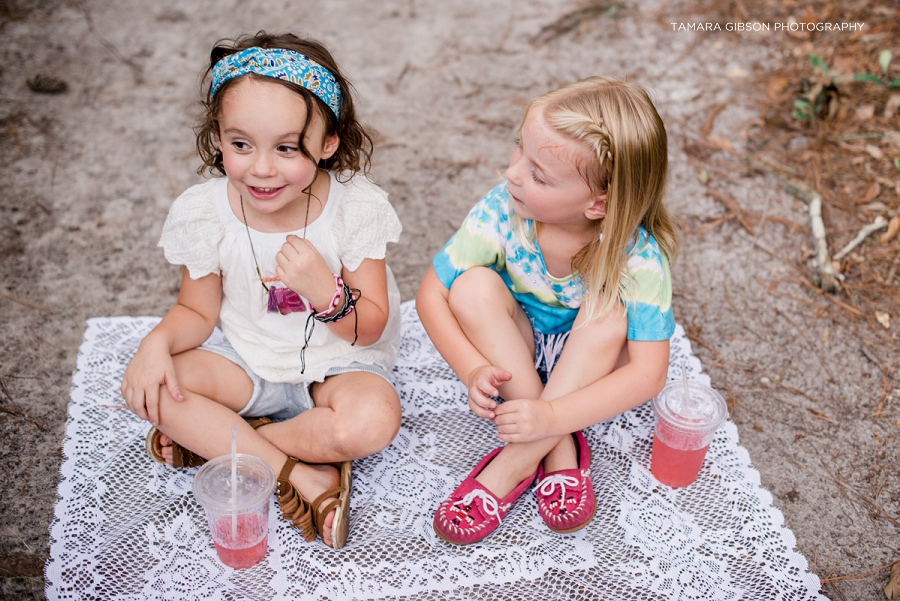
[510,76,678,324]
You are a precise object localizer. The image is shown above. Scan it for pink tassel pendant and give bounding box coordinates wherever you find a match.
[267,287,307,315]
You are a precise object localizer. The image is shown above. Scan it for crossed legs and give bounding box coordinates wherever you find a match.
[447,267,627,499]
[152,349,400,547]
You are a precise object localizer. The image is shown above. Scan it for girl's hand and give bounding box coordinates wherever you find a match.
[121,335,184,425]
[466,365,511,419]
[275,235,333,304]
[492,399,556,442]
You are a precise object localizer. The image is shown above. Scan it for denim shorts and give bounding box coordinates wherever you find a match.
[199,339,393,421]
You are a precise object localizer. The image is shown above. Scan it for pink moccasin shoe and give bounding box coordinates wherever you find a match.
[536,430,596,533]
[433,446,538,545]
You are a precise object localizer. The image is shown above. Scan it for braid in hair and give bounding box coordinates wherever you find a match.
[515,76,675,326]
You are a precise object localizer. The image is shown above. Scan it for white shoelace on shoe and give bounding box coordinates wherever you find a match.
[538,474,579,499]
[454,489,501,523]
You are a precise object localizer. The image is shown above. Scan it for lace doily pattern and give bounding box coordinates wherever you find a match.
[46,303,826,600]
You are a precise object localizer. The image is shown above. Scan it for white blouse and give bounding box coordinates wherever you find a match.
[158,172,402,384]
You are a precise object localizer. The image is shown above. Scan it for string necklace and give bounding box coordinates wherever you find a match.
[239,177,360,374]
[240,185,311,314]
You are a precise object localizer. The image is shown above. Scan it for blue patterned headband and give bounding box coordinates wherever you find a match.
[211,47,342,117]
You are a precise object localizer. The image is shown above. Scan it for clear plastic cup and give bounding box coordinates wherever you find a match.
[193,453,275,569]
[650,380,728,488]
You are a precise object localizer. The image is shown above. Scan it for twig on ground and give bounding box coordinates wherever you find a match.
[757,369,826,403]
[5,527,35,554]
[706,361,754,372]
[0,290,53,313]
[860,344,893,416]
[808,192,839,292]
[756,276,836,318]
[806,407,838,423]
[819,560,896,584]
[770,394,836,423]
[738,230,802,274]
[791,274,863,317]
[813,446,860,515]
[700,102,727,138]
[773,307,833,379]
[888,253,900,284]
[728,397,796,428]
[724,280,767,342]
[706,361,823,402]
[745,157,840,291]
[0,241,22,261]
[872,373,891,418]
[531,4,609,45]
[78,1,143,83]
[31,332,55,347]
[0,405,47,430]
[706,188,756,235]
[684,333,723,360]
[855,493,900,529]
[832,216,888,261]
[724,375,736,415]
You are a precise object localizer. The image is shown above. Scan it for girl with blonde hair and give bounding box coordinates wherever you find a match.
[417,76,677,544]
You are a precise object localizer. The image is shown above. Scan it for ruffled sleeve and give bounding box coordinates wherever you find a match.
[157,180,225,280]
[333,176,402,271]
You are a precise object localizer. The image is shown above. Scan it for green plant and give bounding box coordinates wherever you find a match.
[853,50,900,88]
[810,54,831,77]
[792,97,818,121]
[793,55,838,121]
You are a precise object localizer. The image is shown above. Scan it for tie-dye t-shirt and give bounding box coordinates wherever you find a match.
[433,183,674,339]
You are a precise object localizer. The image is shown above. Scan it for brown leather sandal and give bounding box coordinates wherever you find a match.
[145,427,206,468]
[309,460,353,549]
[145,416,276,469]
[276,457,316,542]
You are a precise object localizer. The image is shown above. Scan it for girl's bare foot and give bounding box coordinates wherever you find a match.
[157,432,175,465]
[288,461,340,547]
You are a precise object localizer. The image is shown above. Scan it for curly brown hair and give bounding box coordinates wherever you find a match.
[194,31,374,181]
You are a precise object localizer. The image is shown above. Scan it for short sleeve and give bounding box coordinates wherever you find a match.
[157,180,225,280]
[333,177,402,272]
[432,183,507,290]
[623,231,675,341]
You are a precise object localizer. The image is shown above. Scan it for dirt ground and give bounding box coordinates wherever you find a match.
[1,0,897,599]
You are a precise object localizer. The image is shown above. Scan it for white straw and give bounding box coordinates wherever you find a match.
[230,425,237,541]
[681,359,692,408]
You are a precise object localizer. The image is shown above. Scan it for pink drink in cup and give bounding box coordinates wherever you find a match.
[651,380,727,488]
[193,453,275,569]
[212,513,268,568]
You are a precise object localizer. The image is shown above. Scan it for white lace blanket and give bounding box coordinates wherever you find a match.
[46,301,826,600]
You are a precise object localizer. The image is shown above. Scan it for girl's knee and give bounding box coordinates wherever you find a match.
[577,303,628,346]
[448,267,510,319]
[332,385,400,457]
[171,351,212,396]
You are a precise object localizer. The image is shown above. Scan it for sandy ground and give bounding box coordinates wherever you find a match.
[1,0,898,599]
